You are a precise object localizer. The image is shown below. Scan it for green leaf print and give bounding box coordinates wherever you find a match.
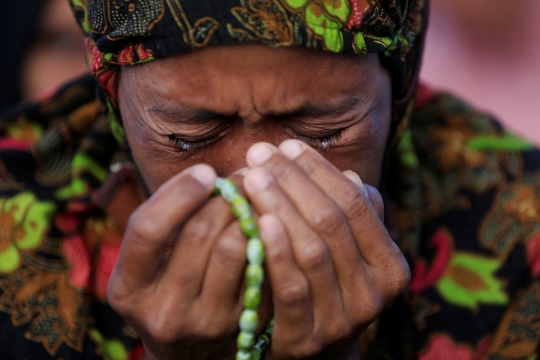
[436,252,508,310]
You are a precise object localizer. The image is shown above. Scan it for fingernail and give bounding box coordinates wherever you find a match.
[279,140,305,160]
[344,170,367,196]
[245,168,270,191]
[233,167,249,176]
[247,143,274,166]
[190,164,216,187]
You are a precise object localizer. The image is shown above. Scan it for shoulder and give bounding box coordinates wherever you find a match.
[402,86,540,358]
[409,85,540,224]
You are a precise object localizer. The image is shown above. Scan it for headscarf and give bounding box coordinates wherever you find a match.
[70,0,428,149]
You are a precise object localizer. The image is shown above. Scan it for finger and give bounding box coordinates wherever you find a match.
[243,167,345,326]
[279,140,399,268]
[246,143,364,283]
[258,214,314,343]
[112,164,216,290]
[160,173,244,298]
[342,170,368,197]
[200,219,247,314]
[343,170,383,221]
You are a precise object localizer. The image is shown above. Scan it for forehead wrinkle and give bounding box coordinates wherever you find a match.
[145,104,232,124]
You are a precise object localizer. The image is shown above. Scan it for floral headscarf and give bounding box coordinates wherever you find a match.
[70,0,427,147]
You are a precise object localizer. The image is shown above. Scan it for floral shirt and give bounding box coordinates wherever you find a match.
[0,78,539,359]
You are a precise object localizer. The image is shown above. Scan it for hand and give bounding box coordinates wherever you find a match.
[242,140,410,359]
[106,165,271,360]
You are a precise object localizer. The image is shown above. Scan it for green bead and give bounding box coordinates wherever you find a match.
[220,179,240,202]
[236,350,252,360]
[213,177,224,195]
[239,309,258,333]
[237,331,255,350]
[240,217,259,238]
[232,196,251,220]
[250,350,262,360]
[247,239,265,266]
[245,265,264,288]
[243,287,262,309]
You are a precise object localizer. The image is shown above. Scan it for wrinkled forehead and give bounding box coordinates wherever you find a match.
[119,45,388,114]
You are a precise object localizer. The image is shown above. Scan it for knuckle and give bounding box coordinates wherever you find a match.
[373,243,410,297]
[297,242,328,270]
[315,317,352,346]
[340,186,366,215]
[192,316,230,339]
[361,292,385,319]
[330,318,353,341]
[106,277,141,323]
[386,254,411,295]
[276,281,310,307]
[127,211,161,244]
[181,215,214,242]
[213,234,246,266]
[296,340,323,358]
[343,190,376,226]
[310,204,344,234]
[146,320,180,344]
[264,236,288,263]
[142,302,187,344]
[275,341,321,359]
[106,285,130,317]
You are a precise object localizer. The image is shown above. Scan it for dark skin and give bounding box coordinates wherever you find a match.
[111,44,410,359]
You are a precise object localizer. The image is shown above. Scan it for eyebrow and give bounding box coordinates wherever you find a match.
[146,106,227,124]
[145,96,364,123]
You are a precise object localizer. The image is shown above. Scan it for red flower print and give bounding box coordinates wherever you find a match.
[128,342,145,360]
[0,138,32,151]
[95,231,122,300]
[118,45,135,64]
[410,228,453,293]
[136,44,154,61]
[419,334,474,360]
[54,211,81,235]
[91,43,103,74]
[526,232,540,277]
[98,69,119,104]
[62,235,91,289]
[347,0,372,29]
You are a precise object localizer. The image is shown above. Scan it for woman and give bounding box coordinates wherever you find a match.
[0,0,539,359]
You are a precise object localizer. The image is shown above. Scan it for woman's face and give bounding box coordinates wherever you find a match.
[118,45,392,193]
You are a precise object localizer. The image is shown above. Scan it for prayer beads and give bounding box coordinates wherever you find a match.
[214,178,272,360]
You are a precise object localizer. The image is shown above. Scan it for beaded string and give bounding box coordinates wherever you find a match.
[214,177,273,360]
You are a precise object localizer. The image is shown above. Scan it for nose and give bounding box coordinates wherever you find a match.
[211,129,282,178]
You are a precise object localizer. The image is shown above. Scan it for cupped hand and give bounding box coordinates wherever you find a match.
[106,164,271,360]
[242,140,410,360]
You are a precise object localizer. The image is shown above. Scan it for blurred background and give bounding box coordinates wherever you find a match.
[421,0,540,144]
[0,0,539,144]
[0,0,87,110]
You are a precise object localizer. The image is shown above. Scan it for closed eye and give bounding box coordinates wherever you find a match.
[286,125,343,150]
